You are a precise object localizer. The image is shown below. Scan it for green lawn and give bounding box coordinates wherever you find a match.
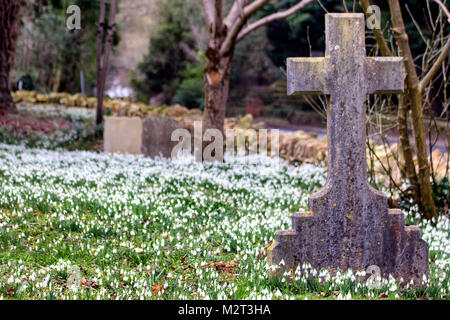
[0,143,448,300]
[0,105,448,300]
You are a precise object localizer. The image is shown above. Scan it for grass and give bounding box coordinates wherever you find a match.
[0,105,448,300]
[0,144,448,300]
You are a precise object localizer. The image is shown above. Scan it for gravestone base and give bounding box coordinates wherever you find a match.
[104,116,180,158]
[267,208,429,286]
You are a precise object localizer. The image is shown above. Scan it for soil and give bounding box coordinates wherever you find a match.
[0,114,69,135]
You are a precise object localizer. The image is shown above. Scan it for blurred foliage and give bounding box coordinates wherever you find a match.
[14,0,448,116]
[172,53,206,110]
[132,0,279,110]
[432,177,449,215]
[14,0,119,95]
[259,0,448,70]
[229,27,280,111]
[256,0,347,67]
[254,0,448,118]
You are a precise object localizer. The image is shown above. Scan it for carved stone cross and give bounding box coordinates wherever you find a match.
[268,13,428,284]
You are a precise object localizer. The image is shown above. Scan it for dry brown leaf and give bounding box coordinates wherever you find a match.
[152,284,163,296]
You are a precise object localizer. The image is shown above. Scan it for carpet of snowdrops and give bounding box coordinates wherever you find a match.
[0,106,448,300]
[0,104,99,151]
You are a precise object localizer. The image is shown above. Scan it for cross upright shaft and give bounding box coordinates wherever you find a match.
[288,13,404,189]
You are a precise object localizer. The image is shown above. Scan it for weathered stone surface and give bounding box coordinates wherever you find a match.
[160,104,189,118]
[279,131,327,164]
[104,117,142,155]
[104,116,181,158]
[141,116,180,158]
[268,13,428,285]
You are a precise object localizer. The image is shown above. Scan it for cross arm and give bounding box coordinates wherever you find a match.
[366,57,405,94]
[287,57,329,95]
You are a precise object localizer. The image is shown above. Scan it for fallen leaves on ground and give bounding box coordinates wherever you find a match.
[6,287,15,296]
[152,284,165,296]
[201,260,238,275]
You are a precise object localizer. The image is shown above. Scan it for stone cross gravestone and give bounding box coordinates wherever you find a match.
[268,13,428,285]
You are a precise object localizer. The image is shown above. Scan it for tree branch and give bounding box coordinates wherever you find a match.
[202,0,216,28]
[224,0,251,29]
[433,0,450,23]
[203,0,224,34]
[420,36,450,91]
[388,0,438,219]
[215,0,224,25]
[204,0,225,53]
[359,1,420,201]
[236,0,315,43]
[220,0,271,55]
[179,42,200,63]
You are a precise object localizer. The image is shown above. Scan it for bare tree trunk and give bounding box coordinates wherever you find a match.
[202,0,227,137]
[388,0,438,219]
[96,0,117,125]
[96,0,106,124]
[203,54,233,137]
[0,0,21,116]
[201,0,314,134]
[360,0,392,56]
